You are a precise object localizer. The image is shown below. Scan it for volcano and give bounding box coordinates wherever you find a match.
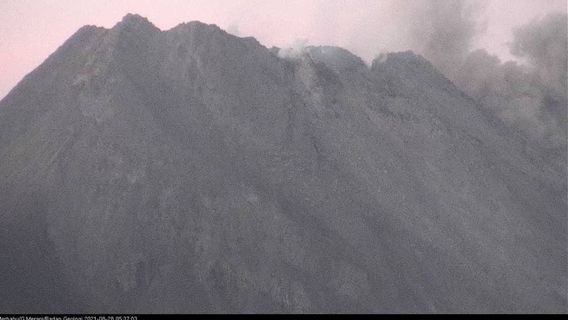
[0,14,565,313]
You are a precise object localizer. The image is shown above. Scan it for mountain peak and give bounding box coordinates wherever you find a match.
[371,50,455,92]
[115,13,158,31]
[306,46,367,73]
[121,13,150,24]
[372,51,433,71]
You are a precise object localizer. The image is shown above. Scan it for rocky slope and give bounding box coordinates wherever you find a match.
[0,14,565,313]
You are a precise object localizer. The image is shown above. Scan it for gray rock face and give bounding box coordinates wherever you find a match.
[0,14,565,313]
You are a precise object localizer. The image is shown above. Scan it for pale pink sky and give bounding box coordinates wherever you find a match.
[0,0,566,99]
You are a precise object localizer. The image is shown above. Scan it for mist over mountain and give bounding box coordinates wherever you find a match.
[0,14,565,313]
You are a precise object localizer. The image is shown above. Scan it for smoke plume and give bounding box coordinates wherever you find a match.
[405,0,566,165]
[455,14,567,166]
[404,0,486,79]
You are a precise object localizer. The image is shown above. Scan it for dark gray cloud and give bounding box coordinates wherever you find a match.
[456,49,566,153]
[409,3,566,165]
[511,13,567,100]
[404,0,485,79]
[456,14,567,162]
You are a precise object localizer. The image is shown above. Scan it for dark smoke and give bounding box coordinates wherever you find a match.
[406,0,485,79]
[455,14,567,167]
[511,13,567,101]
[408,1,567,167]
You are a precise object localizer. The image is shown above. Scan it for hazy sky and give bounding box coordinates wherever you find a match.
[0,0,565,99]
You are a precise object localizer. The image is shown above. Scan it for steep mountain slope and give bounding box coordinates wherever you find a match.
[0,14,565,313]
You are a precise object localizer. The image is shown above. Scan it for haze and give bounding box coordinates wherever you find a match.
[0,0,566,99]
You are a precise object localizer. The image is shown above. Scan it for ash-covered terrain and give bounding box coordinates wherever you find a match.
[0,14,566,313]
